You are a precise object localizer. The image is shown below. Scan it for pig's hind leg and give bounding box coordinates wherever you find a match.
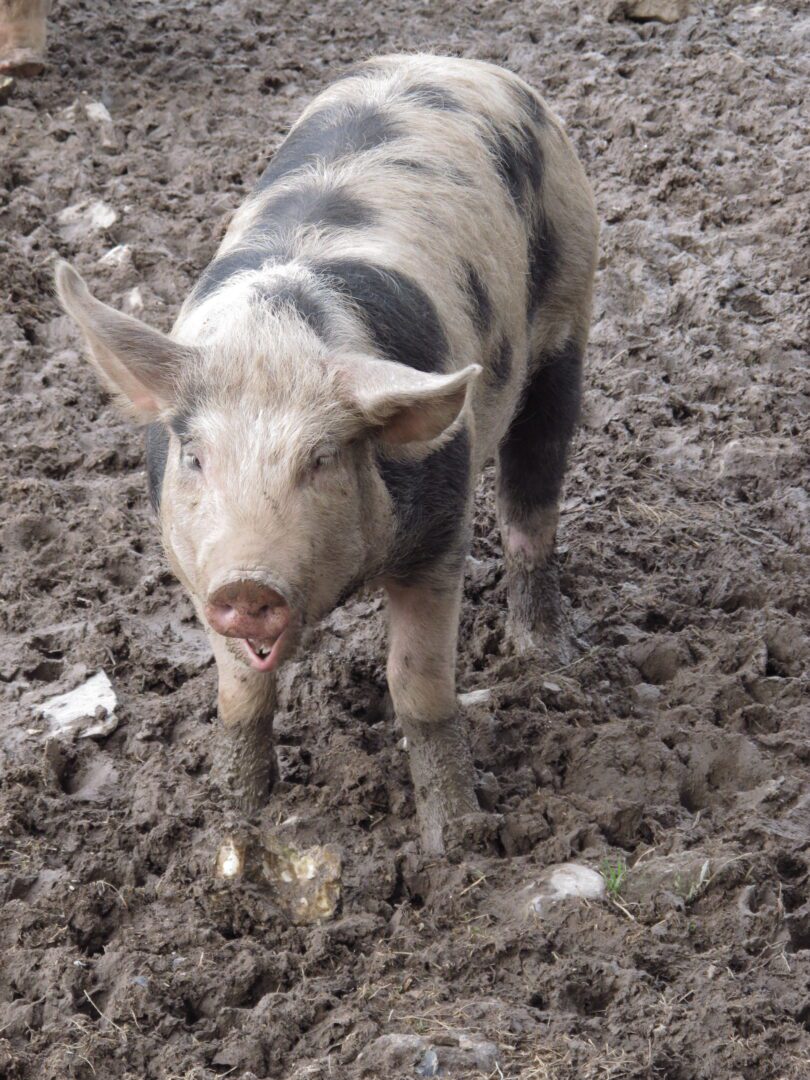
[209,634,278,814]
[385,575,479,856]
[497,336,583,662]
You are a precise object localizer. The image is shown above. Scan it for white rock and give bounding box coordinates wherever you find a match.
[459,688,492,707]
[528,862,606,916]
[124,286,144,314]
[57,199,118,240]
[82,101,120,151]
[35,671,118,739]
[215,838,244,879]
[99,244,132,268]
[85,100,113,125]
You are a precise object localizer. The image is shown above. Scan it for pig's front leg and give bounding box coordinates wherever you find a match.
[208,634,277,814]
[385,577,479,856]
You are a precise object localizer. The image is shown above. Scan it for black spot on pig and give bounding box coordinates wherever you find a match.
[527,216,560,316]
[193,246,291,304]
[387,158,470,186]
[145,423,170,512]
[314,258,449,372]
[511,82,547,127]
[464,263,492,336]
[253,184,377,237]
[257,104,401,192]
[498,338,583,516]
[489,337,513,389]
[402,83,464,111]
[377,426,471,579]
[253,279,331,338]
[486,123,543,217]
[168,412,190,438]
[169,386,210,441]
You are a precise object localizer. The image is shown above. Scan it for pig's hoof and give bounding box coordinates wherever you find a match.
[443,811,505,860]
[506,618,577,667]
[0,48,45,77]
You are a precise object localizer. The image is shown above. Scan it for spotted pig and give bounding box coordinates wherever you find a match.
[56,54,599,855]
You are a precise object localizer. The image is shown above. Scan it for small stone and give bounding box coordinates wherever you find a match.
[490,862,606,920]
[99,244,132,268]
[529,863,606,915]
[34,671,118,739]
[84,99,121,152]
[459,688,492,707]
[57,199,118,241]
[416,1048,440,1077]
[215,837,245,879]
[0,75,15,105]
[457,1035,500,1072]
[124,286,144,314]
[85,100,112,124]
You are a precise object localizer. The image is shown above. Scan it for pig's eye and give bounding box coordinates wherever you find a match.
[312,448,338,473]
[181,448,202,472]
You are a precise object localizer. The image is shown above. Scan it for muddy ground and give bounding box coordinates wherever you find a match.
[1,0,808,1077]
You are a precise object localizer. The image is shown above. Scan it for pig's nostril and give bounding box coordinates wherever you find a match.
[205,579,290,640]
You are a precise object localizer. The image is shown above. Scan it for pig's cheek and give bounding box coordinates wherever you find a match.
[166,523,198,594]
[167,501,209,599]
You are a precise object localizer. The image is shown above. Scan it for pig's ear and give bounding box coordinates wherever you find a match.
[55,260,195,423]
[351,359,481,446]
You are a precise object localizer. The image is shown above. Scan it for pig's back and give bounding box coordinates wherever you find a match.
[177,54,597,466]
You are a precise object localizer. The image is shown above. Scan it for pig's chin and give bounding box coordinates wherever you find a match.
[241,631,288,673]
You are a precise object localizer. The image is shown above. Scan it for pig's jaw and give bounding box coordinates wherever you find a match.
[242,631,288,673]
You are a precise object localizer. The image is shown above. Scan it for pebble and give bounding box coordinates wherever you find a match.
[489,862,607,921]
[34,671,118,740]
[529,863,606,915]
[459,688,492,707]
[56,199,118,241]
[99,243,133,268]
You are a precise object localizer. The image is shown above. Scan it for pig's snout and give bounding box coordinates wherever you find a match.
[205,579,291,666]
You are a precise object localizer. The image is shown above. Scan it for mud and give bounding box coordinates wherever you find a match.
[1,1,808,1077]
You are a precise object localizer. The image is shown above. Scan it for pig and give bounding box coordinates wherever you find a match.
[0,0,50,76]
[56,54,598,855]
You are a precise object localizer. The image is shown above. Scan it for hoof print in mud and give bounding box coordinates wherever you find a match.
[215,832,341,925]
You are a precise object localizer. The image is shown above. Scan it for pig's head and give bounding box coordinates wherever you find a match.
[56,262,478,673]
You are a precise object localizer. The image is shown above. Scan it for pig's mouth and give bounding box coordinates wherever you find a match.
[242,632,288,673]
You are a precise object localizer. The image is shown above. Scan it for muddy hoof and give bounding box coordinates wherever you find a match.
[506,618,578,667]
[443,811,504,860]
[0,48,44,77]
